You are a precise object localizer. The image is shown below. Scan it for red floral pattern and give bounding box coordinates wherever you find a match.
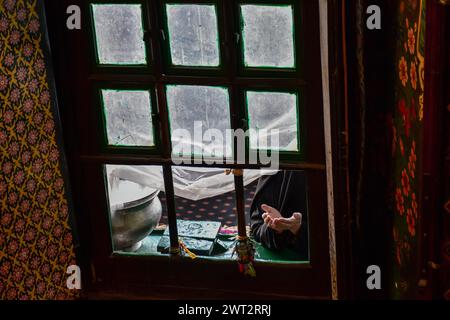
[390,0,426,298]
[0,0,78,300]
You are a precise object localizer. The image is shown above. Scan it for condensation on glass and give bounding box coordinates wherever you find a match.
[165,85,232,158]
[91,4,147,65]
[246,91,299,151]
[166,4,220,67]
[240,4,295,68]
[101,89,154,147]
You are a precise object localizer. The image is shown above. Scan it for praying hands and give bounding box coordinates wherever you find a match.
[261,204,302,236]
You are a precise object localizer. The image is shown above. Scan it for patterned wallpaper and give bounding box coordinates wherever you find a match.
[389,0,426,298]
[0,0,78,299]
[0,0,431,300]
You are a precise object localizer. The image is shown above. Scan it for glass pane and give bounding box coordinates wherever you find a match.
[101,89,154,147]
[104,165,310,262]
[157,166,238,257]
[240,5,295,68]
[104,165,167,254]
[166,85,232,158]
[92,4,146,65]
[246,91,299,151]
[166,4,220,67]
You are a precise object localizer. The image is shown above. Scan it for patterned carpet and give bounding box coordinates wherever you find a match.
[158,180,258,228]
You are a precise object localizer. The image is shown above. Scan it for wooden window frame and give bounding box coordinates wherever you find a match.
[43,0,350,299]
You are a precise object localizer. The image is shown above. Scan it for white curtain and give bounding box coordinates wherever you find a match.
[107,165,278,201]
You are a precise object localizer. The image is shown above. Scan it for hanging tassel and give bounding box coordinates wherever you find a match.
[233,236,256,277]
[179,240,197,259]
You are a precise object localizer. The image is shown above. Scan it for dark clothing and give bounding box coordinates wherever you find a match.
[249,171,308,259]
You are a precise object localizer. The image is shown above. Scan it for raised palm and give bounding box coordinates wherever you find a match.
[261,204,302,235]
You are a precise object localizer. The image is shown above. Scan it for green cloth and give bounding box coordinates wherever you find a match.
[124,230,306,264]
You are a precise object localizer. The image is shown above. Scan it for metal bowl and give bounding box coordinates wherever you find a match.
[109,180,162,252]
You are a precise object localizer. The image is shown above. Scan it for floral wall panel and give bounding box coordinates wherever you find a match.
[389,0,426,299]
[0,0,78,299]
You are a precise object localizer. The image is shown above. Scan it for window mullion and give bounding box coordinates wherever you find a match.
[146,0,164,78]
[149,1,173,160]
[155,82,172,158]
[233,170,248,238]
[228,0,247,235]
[154,80,178,255]
[162,163,180,254]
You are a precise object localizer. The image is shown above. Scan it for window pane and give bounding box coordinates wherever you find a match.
[166,4,220,67]
[247,170,309,262]
[104,165,309,262]
[240,5,295,68]
[172,167,237,228]
[101,89,154,147]
[158,166,238,257]
[166,85,232,157]
[246,91,299,151]
[92,4,146,65]
[104,164,167,253]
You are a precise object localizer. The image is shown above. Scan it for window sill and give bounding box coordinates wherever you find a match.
[113,229,308,265]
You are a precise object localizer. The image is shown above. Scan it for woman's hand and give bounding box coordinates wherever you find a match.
[261,204,302,235]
